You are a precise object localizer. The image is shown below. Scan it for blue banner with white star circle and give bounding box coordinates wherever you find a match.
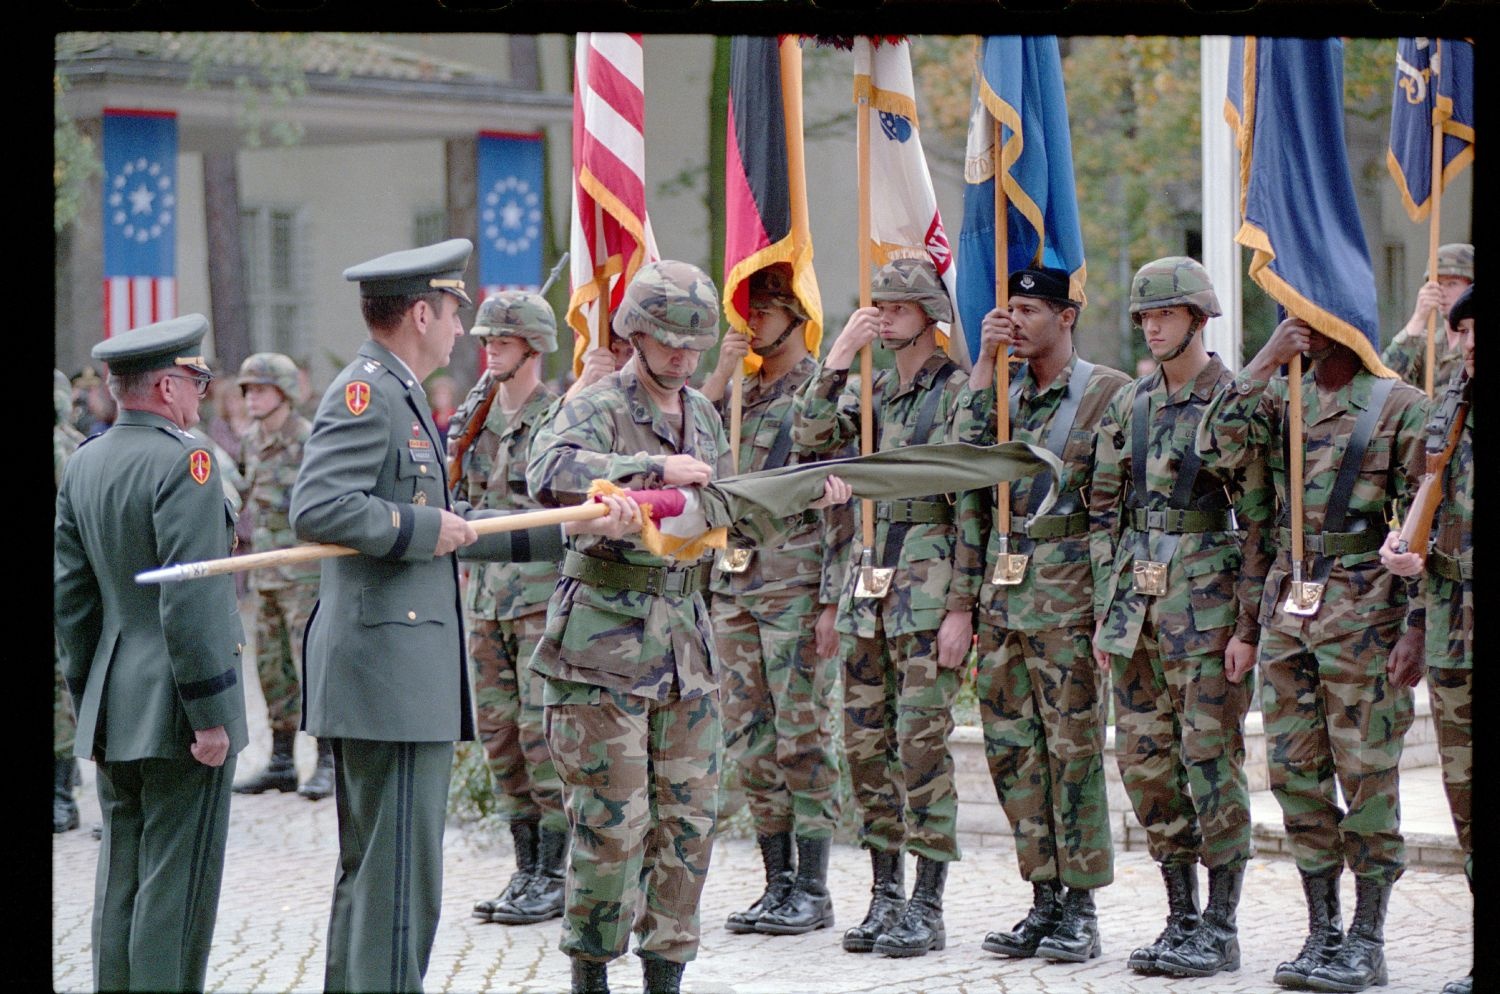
[477,131,545,293]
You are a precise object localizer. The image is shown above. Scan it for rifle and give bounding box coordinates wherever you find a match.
[1395,375,1469,555]
[446,252,571,491]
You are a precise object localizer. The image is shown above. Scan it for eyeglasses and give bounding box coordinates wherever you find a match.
[166,373,214,398]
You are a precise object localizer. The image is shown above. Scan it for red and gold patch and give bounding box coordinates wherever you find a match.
[188,449,212,486]
[345,381,371,416]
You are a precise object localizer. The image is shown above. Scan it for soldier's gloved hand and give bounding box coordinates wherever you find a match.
[1378,530,1424,577]
[435,509,479,556]
[814,604,840,660]
[807,474,852,511]
[1386,625,1426,689]
[936,609,974,670]
[661,454,713,487]
[824,307,881,371]
[1224,635,1257,684]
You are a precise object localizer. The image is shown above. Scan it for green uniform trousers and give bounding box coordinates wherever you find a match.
[469,613,564,832]
[92,754,235,992]
[251,584,315,735]
[1259,624,1413,885]
[544,684,720,965]
[975,623,1114,888]
[1428,665,1472,880]
[714,591,840,840]
[843,620,962,862]
[324,739,454,993]
[1110,619,1253,870]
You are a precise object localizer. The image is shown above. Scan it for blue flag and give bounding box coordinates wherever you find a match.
[477,132,546,295]
[1226,37,1393,378]
[956,36,1086,363]
[102,110,178,335]
[1387,37,1475,223]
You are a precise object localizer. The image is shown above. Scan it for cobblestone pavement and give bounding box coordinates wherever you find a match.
[52,631,1473,994]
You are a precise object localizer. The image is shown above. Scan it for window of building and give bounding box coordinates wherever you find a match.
[413,208,447,249]
[241,205,309,356]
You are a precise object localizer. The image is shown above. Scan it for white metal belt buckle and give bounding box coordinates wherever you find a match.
[716,547,752,574]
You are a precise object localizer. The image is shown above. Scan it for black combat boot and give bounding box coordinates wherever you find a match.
[982,879,1064,958]
[493,824,567,923]
[757,836,835,934]
[1274,867,1344,989]
[233,729,298,794]
[1441,875,1474,994]
[1036,887,1102,962]
[1303,878,1391,993]
[569,957,609,994]
[873,856,948,958]
[53,756,80,833]
[473,819,538,920]
[1157,863,1245,977]
[297,738,335,800]
[641,955,684,994]
[842,848,905,953]
[726,832,795,933]
[1127,863,1200,974]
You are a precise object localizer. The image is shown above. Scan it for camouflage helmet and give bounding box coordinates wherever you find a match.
[237,352,300,400]
[870,257,953,324]
[54,368,72,424]
[748,264,809,323]
[469,290,558,354]
[1426,242,1475,282]
[612,260,721,351]
[1129,256,1222,321]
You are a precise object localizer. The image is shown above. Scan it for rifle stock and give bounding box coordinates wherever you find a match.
[1396,396,1468,555]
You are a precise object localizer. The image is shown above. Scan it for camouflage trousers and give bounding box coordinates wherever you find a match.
[975,623,1114,889]
[1109,620,1253,870]
[1426,666,1472,880]
[713,590,839,840]
[544,680,720,964]
[843,620,961,862]
[1259,622,1413,885]
[252,584,315,735]
[55,658,76,758]
[469,613,565,832]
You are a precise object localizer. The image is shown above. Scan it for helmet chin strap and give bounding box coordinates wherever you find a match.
[880,317,931,352]
[1156,315,1203,363]
[755,319,802,358]
[632,338,688,392]
[490,344,538,384]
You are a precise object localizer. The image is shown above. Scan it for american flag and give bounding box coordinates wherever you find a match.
[566,32,659,372]
[102,109,179,336]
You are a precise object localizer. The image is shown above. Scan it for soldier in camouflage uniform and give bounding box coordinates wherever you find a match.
[1196,315,1427,993]
[1089,259,1272,978]
[1380,243,1472,393]
[527,261,838,994]
[1380,284,1474,994]
[54,369,85,833]
[954,266,1129,964]
[697,265,843,937]
[231,353,329,800]
[793,257,983,959]
[446,291,569,927]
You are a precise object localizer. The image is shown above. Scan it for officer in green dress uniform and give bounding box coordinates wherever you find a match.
[289,239,639,993]
[54,314,249,992]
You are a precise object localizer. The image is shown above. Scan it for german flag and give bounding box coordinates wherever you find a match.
[723,36,822,373]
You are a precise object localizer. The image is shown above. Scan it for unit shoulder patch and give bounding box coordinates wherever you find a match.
[188,449,212,485]
[345,381,372,416]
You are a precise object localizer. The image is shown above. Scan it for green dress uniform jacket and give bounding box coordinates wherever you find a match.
[291,340,479,742]
[53,407,248,992]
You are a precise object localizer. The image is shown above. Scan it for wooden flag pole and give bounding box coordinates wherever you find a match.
[729,359,744,474]
[1423,49,1445,400]
[1288,353,1305,566]
[136,503,610,584]
[994,119,1012,533]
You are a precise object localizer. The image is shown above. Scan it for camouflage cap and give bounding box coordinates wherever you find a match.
[1129,256,1222,320]
[748,264,809,323]
[1427,243,1475,282]
[1449,284,1474,327]
[612,260,721,351]
[469,290,559,353]
[870,257,953,323]
[237,352,301,399]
